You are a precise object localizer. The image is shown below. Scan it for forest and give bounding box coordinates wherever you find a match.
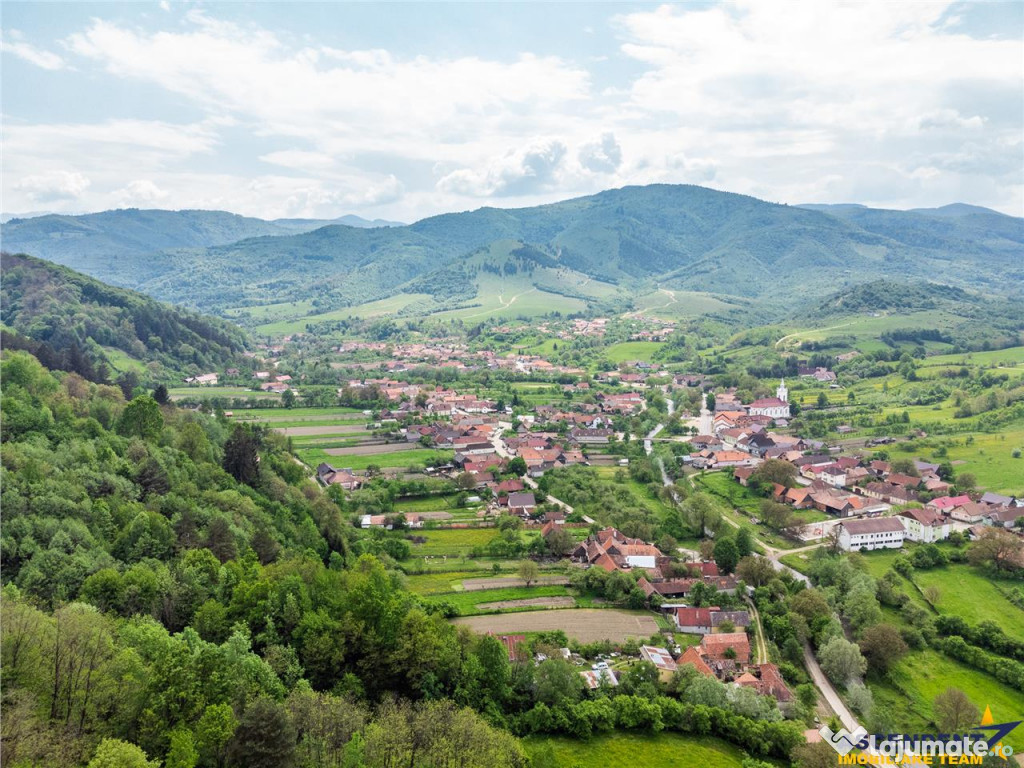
[0,253,249,381]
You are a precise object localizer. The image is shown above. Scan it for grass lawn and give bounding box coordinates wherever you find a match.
[101,346,148,375]
[915,425,1024,496]
[392,494,466,513]
[233,406,364,421]
[295,447,453,471]
[404,571,498,594]
[524,732,748,768]
[410,528,500,556]
[437,585,572,615]
[858,549,1024,640]
[869,648,1024,754]
[168,386,280,401]
[604,341,665,364]
[911,565,1024,642]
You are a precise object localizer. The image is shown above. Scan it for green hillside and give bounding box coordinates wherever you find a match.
[4,186,1022,323]
[0,252,247,380]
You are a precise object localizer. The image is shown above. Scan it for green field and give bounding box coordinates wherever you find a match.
[525,732,747,768]
[870,649,1024,754]
[920,345,1024,370]
[432,272,589,322]
[255,293,434,335]
[633,289,737,319]
[410,528,500,556]
[169,386,280,401]
[915,426,1024,495]
[912,566,1024,641]
[101,346,148,375]
[404,571,498,594]
[232,406,365,423]
[295,447,453,471]
[438,585,572,615]
[224,298,317,324]
[776,310,962,352]
[859,549,1024,641]
[604,341,665,364]
[391,494,468,513]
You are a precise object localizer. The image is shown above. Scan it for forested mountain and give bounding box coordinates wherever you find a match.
[0,209,396,289]
[4,186,1021,318]
[0,253,247,381]
[0,351,521,766]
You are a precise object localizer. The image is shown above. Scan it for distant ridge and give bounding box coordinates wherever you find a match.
[3,185,1021,318]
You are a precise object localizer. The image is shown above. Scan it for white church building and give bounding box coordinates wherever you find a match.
[748,379,791,420]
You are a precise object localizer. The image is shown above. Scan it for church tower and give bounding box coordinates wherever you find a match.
[777,378,788,402]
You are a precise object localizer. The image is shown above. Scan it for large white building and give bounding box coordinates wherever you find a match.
[837,518,905,551]
[748,379,790,420]
[898,508,951,543]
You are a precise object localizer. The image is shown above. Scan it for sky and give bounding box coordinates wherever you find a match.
[2,1,1022,222]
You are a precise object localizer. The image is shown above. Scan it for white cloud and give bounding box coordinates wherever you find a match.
[114,179,170,205]
[259,150,338,174]
[437,139,569,197]
[3,3,1020,219]
[579,133,623,173]
[1,30,66,70]
[15,171,91,202]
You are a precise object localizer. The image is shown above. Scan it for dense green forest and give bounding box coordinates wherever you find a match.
[0,253,248,380]
[0,349,808,767]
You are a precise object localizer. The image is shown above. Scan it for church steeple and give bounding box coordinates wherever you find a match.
[777,378,788,402]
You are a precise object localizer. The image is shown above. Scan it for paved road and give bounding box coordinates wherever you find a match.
[804,642,861,732]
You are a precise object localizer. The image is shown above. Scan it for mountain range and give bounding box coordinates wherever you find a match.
[3,185,1021,324]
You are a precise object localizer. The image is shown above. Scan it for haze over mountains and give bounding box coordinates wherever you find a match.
[3,184,1021,322]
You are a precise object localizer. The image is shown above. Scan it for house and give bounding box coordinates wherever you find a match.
[837,518,905,551]
[735,663,793,703]
[316,463,363,490]
[700,632,751,664]
[949,501,987,524]
[926,495,972,513]
[580,668,619,689]
[568,428,613,444]
[675,607,714,634]
[493,634,526,662]
[898,508,950,543]
[733,466,756,486]
[678,646,715,677]
[674,607,751,634]
[710,450,760,469]
[507,492,537,516]
[986,507,1024,529]
[640,645,678,681]
[863,482,919,505]
[887,473,922,489]
[981,492,1017,507]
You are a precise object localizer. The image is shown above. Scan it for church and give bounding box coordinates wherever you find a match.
[747,379,790,420]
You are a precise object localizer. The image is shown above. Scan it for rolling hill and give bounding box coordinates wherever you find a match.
[0,252,248,380]
[3,186,1021,325]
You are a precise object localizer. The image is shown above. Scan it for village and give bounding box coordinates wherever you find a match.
[170,330,1024,748]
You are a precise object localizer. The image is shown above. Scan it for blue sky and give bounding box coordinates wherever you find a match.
[2,1,1022,221]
